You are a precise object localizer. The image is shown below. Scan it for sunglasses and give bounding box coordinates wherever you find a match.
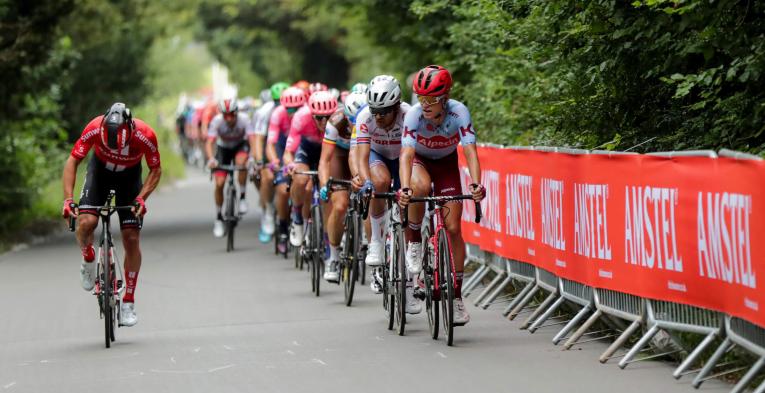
[286,107,299,114]
[417,94,446,106]
[369,105,397,117]
[313,115,330,121]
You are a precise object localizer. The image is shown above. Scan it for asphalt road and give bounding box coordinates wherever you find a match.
[0,168,728,393]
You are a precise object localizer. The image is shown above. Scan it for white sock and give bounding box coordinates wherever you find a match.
[265,202,274,216]
[330,245,338,261]
[371,213,384,243]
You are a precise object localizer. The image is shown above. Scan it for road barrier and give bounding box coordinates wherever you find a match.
[459,144,765,392]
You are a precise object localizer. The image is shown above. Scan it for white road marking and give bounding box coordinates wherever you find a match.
[286,350,295,355]
[292,341,301,346]
[223,345,234,351]
[193,347,201,353]
[208,364,235,373]
[170,357,176,364]
[311,358,327,366]
[3,382,16,389]
[437,352,447,359]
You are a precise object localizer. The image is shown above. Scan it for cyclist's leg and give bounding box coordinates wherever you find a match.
[369,152,393,246]
[234,145,249,213]
[406,158,432,244]
[326,150,351,250]
[76,157,107,256]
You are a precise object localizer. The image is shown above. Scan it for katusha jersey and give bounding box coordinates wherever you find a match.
[355,102,411,160]
[323,110,352,150]
[207,112,254,148]
[71,116,161,172]
[285,105,323,153]
[401,99,476,159]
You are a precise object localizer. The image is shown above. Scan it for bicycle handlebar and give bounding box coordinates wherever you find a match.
[402,194,482,228]
[69,205,144,230]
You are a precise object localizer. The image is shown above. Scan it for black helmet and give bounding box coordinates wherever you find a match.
[100,103,134,150]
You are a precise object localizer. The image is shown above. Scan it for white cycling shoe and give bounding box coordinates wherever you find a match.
[261,207,275,235]
[405,242,423,274]
[323,260,339,283]
[453,298,470,325]
[80,260,97,291]
[213,219,225,238]
[238,198,249,215]
[365,240,383,266]
[405,286,422,314]
[119,302,138,327]
[289,224,303,247]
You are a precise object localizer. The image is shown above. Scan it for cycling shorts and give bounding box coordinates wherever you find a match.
[370,149,400,190]
[78,156,142,229]
[214,142,249,178]
[294,138,322,170]
[413,152,461,197]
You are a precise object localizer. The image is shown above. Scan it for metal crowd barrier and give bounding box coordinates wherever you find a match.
[463,243,490,297]
[469,253,508,307]
[501,258,537,316]
[520,267,560,330]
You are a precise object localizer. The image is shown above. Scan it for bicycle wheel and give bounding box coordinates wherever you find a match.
[101,247,112,348]
[423,228,439,340]
[383,231,393,330]
[394,221,406,336]
[437,228,455,346]
[225,186,236,252]
[312,204,323,297]
[358,214,367,285]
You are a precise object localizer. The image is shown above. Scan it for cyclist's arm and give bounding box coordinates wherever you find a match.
[348,145,358,178]
[399,146,415,190]
[318,142,334,187]
[205,137,215,162]
[358,143,372,183]
[137,166,162,200]
[62,155,82,200]
[248,134,259,161]
[254,135,265,162]
[462,144,482,185]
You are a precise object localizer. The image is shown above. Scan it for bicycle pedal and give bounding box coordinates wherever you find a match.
[116,280,123,290]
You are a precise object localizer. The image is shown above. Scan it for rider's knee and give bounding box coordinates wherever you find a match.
[372,176,390,192]
[332,194,349,213]
[78,214,98,232]
[411,176,431,196]
[121,228,141,247]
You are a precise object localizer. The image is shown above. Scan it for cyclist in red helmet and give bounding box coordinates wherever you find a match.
[62,102,162,327]
[398,65,486,325]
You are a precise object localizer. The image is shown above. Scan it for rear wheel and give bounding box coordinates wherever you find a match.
[225,186,236,252]
[423,227,439,340]
[438,228,455,346]
[343,213,357,306]
[384,230,393,330]
[311,205,323,297]
[394,222,406,336]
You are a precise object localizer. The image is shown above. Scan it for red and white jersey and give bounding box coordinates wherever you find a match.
[402,99,476,159]
[206,112,254,148]
[285,105,323,153]
[71,116,161,171]
[355,102,410,160]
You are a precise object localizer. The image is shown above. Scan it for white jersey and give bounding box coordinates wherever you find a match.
[207,112,254,149]
[252,101,276,136]
[401,99,476,159]
[354,102,411,160]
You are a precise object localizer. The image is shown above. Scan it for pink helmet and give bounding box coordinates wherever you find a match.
[280,87,307,108]
[308,91,337,116]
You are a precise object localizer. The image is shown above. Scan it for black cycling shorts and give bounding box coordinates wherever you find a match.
[214,142,249,177]
[78,156,142,229]
[294,139,322,170]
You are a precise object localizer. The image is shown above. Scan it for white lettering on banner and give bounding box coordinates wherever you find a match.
[574,183,612,260]
[624,186,682,272]
[506,174,535,240]
[697,192,756,289]
[540,178,565,251]
[482,170,502,233]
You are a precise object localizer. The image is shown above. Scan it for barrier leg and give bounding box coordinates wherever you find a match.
[753,373,765,393]
[473,271,506,307]
[481,274,512,309]
[503,282,534,317]
[731,356,764,393]
[618,325,660,369]
[463,264,486,289]
[529,296,566,333]
[691,337,732,389]
[521,291,557,330]
[463,265,489,298]
[600,319,641,363]
[552,304,592,345]
[672,330,718,379]
[564,309,602,350]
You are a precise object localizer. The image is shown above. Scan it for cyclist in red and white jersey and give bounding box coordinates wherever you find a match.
[62,103,162,327]
[398,65,485,325]
[205,98,256,237]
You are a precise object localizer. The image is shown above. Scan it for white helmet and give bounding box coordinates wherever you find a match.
[343,92,367,120]
[350,83,368,94]
[366,75,401,109]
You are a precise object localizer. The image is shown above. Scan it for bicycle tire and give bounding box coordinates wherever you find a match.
[358,214,367,285]
[438,228,455,346]
[225,184,236,252]
[394,221,406,336]
[423,227,439,340]
[101,246,112,348]
[384,232,393,331]
[312,204,323,297]
[343,212,358,306]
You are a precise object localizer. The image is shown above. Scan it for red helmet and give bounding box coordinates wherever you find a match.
[309,82,328,96]
[309,91,337,116]
[412,65,452,96]
[293,80,310,91]
[280,87,307,108]
[100,102,134,151]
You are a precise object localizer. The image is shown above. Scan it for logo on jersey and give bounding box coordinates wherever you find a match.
[403,126,415,139]
[459,123,475,137]
[416,133,460,149]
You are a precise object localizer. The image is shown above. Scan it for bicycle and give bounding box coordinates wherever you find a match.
[262,164,291,260]
[211,164,247,252]
[291,170,325,296]
[325,178,364,307]
[69,190,141,349]
[370,191,408,336]
[406,194,481,346]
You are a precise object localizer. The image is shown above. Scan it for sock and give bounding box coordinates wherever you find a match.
[216,206,222,220]
[329,245,338,265]
[123,271,139,303]
[279,219,289,234]
[291,205,303,225]
[81,244,95,262]
[370,212,384,243]
[266,202,275,216]
[455,271,464,299]
[406,221,422,243]
[240,191,246,199]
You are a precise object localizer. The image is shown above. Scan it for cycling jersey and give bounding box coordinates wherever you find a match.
[355,102,411,160]
[268,105,294,145]
[401,99,476,159]
[285,105,323,153]
[71,116,161,171]
[253,101,276,136]
[207,113,254,149]
[323,110,351,150]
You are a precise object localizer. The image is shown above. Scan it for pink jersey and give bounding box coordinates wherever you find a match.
[267,105,293,144]
[285,105,323,153]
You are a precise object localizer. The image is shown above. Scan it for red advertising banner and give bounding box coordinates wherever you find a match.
[458,146,764,328]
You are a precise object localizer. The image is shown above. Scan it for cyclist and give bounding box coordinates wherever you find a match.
[267,86,307,253]
[397,65,486,324]
[253,83,289,242]
[317,92,365,283]
[355,76,415,306]
[62,102,162,327]
[284,91,335,275]
[206,98,257,238]
[345,91,368,192]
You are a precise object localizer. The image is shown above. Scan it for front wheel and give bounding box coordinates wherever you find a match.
[394,223,406,336]
[423,230,439,340]
[438,228,455,346]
